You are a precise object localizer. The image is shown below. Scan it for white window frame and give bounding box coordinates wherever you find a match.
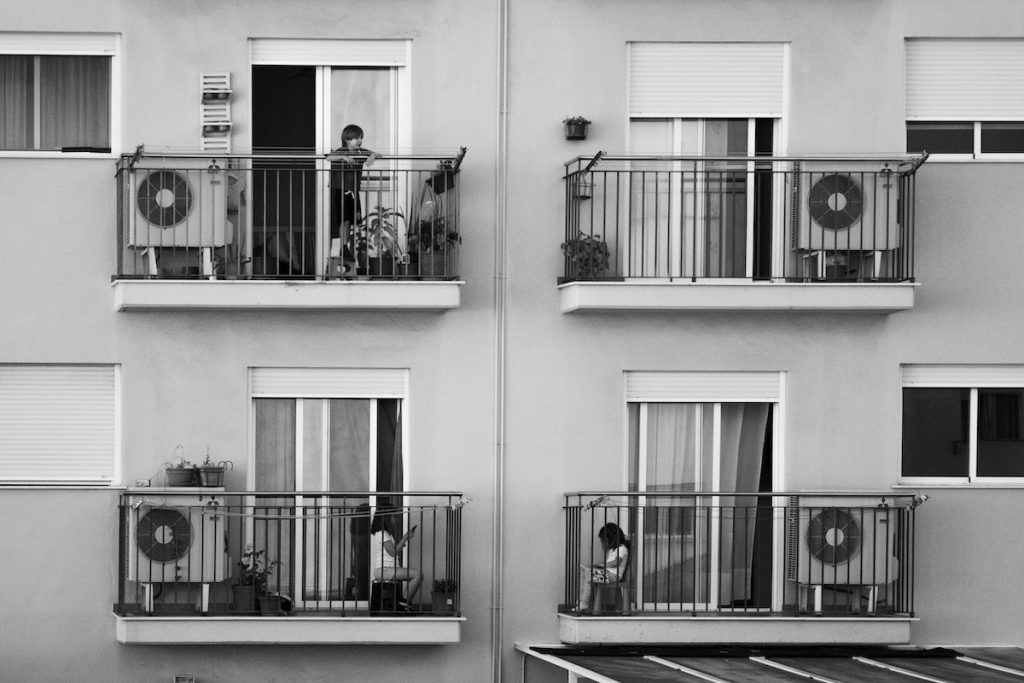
[0,364,121,486]
[0,32,122,158]
[623,371,786,611]
[901,364,1024,485]
[905,38,1024,162]
[248,367,409,609]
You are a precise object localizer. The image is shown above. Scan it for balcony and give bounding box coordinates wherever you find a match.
[560,491,922,645]
[560,154,927,313]
[111,149,466,311]
[113,490,465,644]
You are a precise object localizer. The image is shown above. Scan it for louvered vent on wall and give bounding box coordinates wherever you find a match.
[200,72,232,153]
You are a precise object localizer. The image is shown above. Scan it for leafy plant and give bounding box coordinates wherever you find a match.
[561,231,610,277]
[432,579,458,593]
[236,547,280,589]
[357,206,405,259]
[412,217,461,254]
[563,115,591,126]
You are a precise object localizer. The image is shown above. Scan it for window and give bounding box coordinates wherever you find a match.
[905,39,1024,157]
[902,365,1024,481]
[625,371,781,609]
[627,43,785,278]
[0,364,119,485]
[249,367,407,604]
[248,39,410,276]
[0,33,117,153]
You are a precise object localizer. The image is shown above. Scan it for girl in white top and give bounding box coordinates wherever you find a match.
[578,522,630,612]
[369,508,423,608]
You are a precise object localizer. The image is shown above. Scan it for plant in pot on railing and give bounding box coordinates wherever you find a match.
[431,579,458,615]
[356,206,408,277]
[411,218,461,279]
[561,231,610,279]
[198,452,233,487]
[232,546,281,613]
[164,447,197,486]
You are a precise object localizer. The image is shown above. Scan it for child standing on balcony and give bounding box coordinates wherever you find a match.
[328,124,376,265]
[578,522,630,612]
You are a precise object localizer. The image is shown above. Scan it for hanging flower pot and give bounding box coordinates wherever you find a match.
[563,116,591,140]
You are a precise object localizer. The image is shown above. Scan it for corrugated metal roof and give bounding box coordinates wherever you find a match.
[518,645,1024,682]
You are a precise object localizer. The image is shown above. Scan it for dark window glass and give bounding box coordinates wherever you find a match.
[980,122,1024,153]
[977,389,1024,476]
[902,388,969,477]
[906,122,973,154]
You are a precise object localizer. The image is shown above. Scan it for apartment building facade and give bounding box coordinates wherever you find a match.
[2,0,1024,681]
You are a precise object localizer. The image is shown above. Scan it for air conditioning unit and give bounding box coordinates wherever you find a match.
[786,496,899,587]
[789,161,901,252]
[127,158,231,248]
[126,493,228,584]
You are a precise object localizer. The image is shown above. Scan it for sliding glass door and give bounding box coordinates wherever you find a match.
[628,401,773,610]
[254,397,403,606]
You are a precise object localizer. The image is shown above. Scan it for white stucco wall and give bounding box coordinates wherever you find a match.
[3,0,1024,681]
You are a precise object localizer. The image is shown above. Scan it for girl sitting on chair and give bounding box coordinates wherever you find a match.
[370,507,424,610]
[578,522,630,612]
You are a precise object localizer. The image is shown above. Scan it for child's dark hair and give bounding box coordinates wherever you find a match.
[598,522,629,549]
[341,124,364,145]
[370,506,398,534]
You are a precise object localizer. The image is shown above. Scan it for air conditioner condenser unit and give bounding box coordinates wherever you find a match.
[789,161,901,252]
[127,157,231,248]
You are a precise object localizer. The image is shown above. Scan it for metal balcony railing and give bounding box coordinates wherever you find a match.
[564,491,922,617]
[563,154,927,283]
[115,148,465,280]
[115,491,464,617]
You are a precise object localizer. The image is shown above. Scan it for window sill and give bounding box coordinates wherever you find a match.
[111,279,463,311]
[559,280,917,313]
[114,614,464,644]
[0,150,118,160]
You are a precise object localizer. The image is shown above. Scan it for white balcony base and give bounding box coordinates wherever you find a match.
[559,281,917,313]
[115,615,464,644]
[558,613,914,645]
[112,279,462,311]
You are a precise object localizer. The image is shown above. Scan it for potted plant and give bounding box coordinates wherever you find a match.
[563,115,591,140]
[431,579,458,614]
[411,217,461,278]
[232,546,281,613]
[164,448,197,486]
[198,452,232,487]
[356,206,406,277]
[561,231,610,278]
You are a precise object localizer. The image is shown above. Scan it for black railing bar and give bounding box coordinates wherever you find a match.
[119,489,464,498]
[566,153,927,165]
[565,490,919,500]
[119,151,464,165]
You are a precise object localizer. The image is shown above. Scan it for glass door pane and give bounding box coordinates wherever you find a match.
[632,401,771,610]
[329,68,392,152]
[704,120,748,277]
[251,65,318,276]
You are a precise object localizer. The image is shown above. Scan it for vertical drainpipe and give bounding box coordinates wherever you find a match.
[490,0,509,679]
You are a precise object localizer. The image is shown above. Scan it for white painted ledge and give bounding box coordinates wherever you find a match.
[559,281,917,313]
[558,613,914,646]
[115,615,464,644]
[112,279,463,311]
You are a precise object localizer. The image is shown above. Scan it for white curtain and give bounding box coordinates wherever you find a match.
[0,55,109,150]
[717,403,770,605]
[0,56,32,149]
[635,402,769,606]
[40,56,109,149]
